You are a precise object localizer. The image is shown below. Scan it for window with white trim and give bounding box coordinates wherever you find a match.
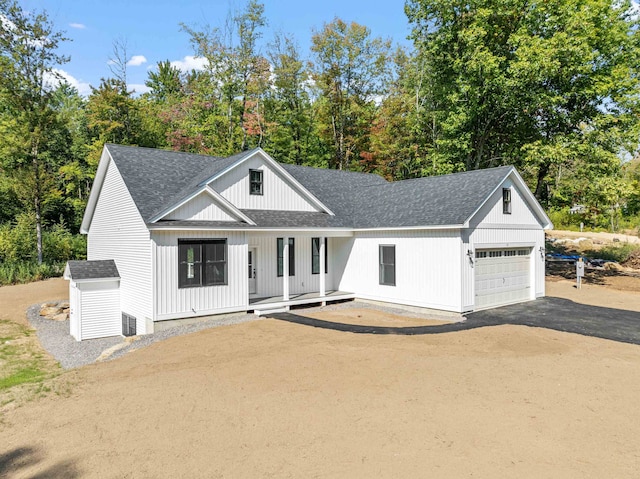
[379,245,396,286]
[250,169,263,195]
[277,238,295,277]
[178,239,227,288]
[503,188,512,214]
[311,237,328,274]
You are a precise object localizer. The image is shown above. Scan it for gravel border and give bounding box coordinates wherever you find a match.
[27,301,257,369]
[27,299,463,370]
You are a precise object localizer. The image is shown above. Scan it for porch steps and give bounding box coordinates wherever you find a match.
[253,306,290,317]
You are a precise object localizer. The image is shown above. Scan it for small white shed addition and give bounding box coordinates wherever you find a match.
[64,260,122,341]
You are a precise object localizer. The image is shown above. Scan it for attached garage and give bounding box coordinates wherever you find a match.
[474,248,532,310]
[64,260,122,341]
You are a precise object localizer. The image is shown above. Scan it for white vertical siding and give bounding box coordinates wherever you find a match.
[469,178,542,227]
[165,192,237,221]
[462,174,547,310]
[337,230,463,312]
[69,283,80,340]
[248,235,336,297]
[152,230,248,320]
[464,228,545,309]
[211,155,318,211]
[87,160,152,334]
[78,281,121,340]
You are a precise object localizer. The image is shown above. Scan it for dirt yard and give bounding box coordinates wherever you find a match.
[1,275,640,478]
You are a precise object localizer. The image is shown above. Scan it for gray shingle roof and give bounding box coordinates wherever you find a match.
[104,144,515,230]
[150,220,248,229]
[353,167,513,227]
[66,260,120,280]
[106,144,252,221]
[242,209,347,228]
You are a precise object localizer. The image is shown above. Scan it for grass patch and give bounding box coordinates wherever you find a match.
[0,261,66,286]
[593,244,640,263]
[0,320,60,399]
[0,365,47,390]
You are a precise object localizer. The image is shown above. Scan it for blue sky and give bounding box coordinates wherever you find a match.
[19,0,414,96]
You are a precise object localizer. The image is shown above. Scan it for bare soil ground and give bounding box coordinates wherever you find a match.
[304,307,453,327]
[547,229,640,244]
[1,274,640,478]
[0,278,68,327]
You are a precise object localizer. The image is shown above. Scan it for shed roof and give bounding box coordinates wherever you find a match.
[65,260,120,281]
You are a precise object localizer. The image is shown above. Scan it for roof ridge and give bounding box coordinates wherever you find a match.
[106,143,229,161]
[281,163,390,181]
[390,165,514,185]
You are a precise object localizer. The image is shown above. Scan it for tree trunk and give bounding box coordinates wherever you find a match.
[534,162,550,205]
[32,142,43,265]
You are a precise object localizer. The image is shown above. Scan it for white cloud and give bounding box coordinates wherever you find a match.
[129,83,151,95]
[631,0,640,19]
[69,23,86,29]
[127,55,147,67]
[170,55,208,72]
[44,68,92,97]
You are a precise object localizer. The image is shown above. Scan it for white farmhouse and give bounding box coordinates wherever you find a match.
[67,144,552,339]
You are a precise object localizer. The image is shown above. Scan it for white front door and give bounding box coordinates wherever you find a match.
[248,248,257,295]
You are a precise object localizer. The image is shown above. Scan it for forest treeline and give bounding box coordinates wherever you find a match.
[1,0,640,281]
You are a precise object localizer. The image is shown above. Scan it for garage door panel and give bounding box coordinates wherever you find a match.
[474,248,531,310]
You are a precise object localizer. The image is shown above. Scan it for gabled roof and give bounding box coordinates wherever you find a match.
[353,166,515,228]
[83,144,551,232]
[64,260,120,281]
[105,144,241,222]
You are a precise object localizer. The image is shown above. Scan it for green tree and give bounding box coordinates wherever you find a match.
[0,0,69,263]
[264,33,318,165]
[311,18,392,170]
[145,60,183,102]
[406,0,640,205]
[181,0,268,154]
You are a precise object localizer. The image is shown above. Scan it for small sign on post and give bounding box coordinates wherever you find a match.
[576,257,585,289]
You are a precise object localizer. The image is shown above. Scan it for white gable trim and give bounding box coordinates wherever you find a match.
[149,185,256,225]
[463,168,553,230]
[80,146,113,234]
[202,148,335,216]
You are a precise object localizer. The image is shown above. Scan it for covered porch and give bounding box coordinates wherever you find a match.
[247,231,354,315]
[249,290,355,316]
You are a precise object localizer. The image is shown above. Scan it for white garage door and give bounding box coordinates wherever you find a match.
[474,248,531,310]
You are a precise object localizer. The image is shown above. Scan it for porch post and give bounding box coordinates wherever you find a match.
[283,236,289,301]
[319,236,326,299]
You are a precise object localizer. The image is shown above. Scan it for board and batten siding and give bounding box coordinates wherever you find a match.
[461,227,545,310]
[460,176,546,310]
[248,235,337,297]
[76,281,121,340]
[211,155,318,211]
[337,230,464,312]
[87,160,152,334]
[469,178,542,228]
[152,230,248,320]
[164,191,237,221]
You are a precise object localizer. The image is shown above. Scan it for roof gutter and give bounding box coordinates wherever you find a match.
[146,224,463,233]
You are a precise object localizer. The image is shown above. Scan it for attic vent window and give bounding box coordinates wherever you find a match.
[250,169,263,195]
[502,188,512,214]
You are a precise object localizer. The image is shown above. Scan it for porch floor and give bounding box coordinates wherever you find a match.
[249,290,354,309]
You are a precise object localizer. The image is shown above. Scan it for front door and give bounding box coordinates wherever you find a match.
[248,248,257,294]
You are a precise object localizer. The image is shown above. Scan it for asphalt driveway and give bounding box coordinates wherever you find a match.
[269,297,640,345]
